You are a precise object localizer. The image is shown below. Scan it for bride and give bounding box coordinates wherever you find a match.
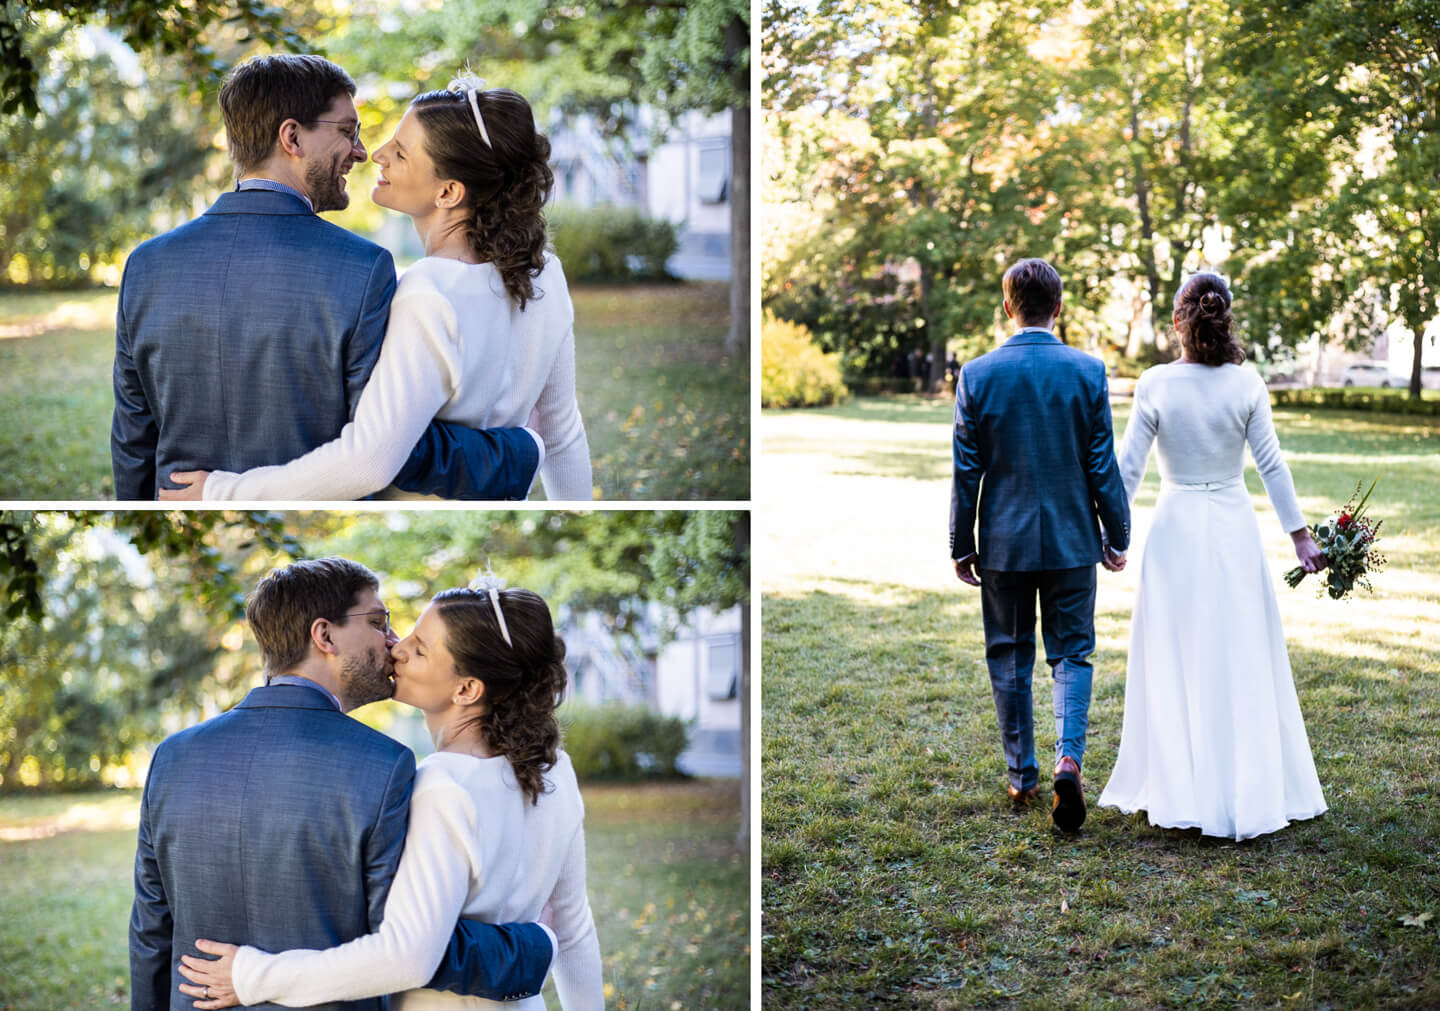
[174,583,603,1009]
[161,75,592,502]
[1097,272,1329,841]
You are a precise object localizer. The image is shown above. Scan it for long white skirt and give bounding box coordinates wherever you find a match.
[1097,479,1327,841]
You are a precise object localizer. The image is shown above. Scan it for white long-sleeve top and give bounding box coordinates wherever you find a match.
[203,255,593,501]
[1118,362,1305,532]
[230,751,603,1011]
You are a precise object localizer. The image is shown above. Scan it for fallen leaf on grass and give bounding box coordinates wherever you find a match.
[1399,912,1433,928]
[1060,898,1069,914]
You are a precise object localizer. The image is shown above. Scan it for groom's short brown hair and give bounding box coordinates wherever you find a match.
[1002,258,1063,326]
[246,557,378,676]
[220,54,357,176]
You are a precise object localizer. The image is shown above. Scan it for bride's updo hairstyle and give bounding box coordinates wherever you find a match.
[411,82,554,310]
[1174,272,1245,366]
[431,587,566,804]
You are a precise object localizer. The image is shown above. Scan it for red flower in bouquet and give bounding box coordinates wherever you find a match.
[1285,478,1385,600]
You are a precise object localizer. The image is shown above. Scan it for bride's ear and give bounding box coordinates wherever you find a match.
[435,178,467,210]
[453,676,485,706]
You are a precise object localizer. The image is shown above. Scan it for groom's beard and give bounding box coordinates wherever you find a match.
[339,646,394,710]
[305,156,351,213]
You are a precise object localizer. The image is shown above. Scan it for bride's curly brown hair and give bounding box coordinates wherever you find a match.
[412,87,553,310]
[1174,272,1246,366]
[431,587,566,805]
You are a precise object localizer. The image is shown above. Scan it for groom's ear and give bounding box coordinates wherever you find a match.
[310,616,338,656]
[277,118,306,158]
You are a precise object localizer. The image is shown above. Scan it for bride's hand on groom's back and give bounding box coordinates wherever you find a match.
[176,938,240,1008]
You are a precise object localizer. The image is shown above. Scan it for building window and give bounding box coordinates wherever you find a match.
[697,144,729,205]
[705,636,739,700]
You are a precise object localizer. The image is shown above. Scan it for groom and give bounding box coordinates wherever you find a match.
[130,557,552,1009]
[111,53,538,501]
[949,258,1130,832]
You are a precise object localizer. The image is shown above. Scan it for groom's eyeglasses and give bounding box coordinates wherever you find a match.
[344,607,391,635]
[310,119,363,146]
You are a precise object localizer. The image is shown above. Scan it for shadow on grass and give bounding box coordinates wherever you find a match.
[762,583,1440,1009]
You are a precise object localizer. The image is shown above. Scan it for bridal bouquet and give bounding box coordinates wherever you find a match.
[1284,477,1386,599]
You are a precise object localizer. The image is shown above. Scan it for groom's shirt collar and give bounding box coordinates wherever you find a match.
[236,178,315,213]
[266,674,342,710]
[1015,326,1054,335]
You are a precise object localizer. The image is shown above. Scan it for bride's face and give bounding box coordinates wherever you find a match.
[390,603,463,712]
[371,109,451,216]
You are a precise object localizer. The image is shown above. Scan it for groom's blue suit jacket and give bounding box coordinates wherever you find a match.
[129,683,552,1010]
[950,329,1130,570]
[111,189,538,501]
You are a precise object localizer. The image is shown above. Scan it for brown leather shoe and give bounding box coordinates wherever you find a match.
[1008,784,1040,805]
[1052,756,1086,832]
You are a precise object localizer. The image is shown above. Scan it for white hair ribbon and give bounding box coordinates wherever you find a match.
[449,69,493,149]
[467,567,512,646]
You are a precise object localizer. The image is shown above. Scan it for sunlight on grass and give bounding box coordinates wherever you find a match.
[760,393,1440,1008]
[0,284,747,500]
[0,780,746,1011]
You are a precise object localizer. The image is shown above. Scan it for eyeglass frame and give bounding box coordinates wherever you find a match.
[343,607,392,634]
[309,118,364,146]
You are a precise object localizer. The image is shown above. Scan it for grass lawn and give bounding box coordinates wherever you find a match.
[0,779,747,1010]
[0,283,747,501]
[759,393,1440,1008]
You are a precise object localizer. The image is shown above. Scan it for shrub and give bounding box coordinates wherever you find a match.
[547,203,678,283]
[559,702,690,780]
[1268,388,1440,416]
[762,311,848,408]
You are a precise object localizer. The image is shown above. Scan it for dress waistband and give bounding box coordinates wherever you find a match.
[1162,475,1243,491]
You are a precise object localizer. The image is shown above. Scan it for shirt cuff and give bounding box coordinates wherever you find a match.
[523,427,546,497]
[538,921,559,977]
[954,551,978,565]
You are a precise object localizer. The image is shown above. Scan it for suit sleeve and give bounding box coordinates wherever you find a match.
[1085,369,1131,551]
[129,754,171,1010]
[111,259,158,501]
[949,365,984,559]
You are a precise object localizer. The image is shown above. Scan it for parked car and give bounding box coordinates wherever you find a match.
[1425,366,1440,390]
[1340,363,1396,388]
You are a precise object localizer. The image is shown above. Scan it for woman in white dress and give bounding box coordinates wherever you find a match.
[1097,272,1329,841]
[163,75,592,502]
[175,585,604,1010]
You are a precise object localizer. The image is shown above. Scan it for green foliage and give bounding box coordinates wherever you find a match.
[761,311,847,408]
[548,203,678,284]
[766,0,1440,390]
[1,0,307,117]
[0,510,309,789]
[559,702,690,781]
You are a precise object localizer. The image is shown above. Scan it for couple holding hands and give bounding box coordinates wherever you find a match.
[951,258,1328,841]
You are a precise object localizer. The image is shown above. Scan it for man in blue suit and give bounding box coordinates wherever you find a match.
[130,557,553,1009]
[949,258,1130,832]
[111,54,539,501]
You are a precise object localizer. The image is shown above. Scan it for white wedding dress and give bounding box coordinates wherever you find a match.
[1097,362,1327,840]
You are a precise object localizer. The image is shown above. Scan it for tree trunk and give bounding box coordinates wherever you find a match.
[725,15,750,356]
[734,512,750,851]
[1410,324,1424,399]
[1127,96,1164,359]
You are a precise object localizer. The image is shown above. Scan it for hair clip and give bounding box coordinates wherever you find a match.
[467,565,511,646]
[448,68,493,149]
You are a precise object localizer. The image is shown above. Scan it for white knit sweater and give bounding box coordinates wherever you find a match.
[203,255,593,501]
[230,751,603,1010]
[1118,362,1305,532]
